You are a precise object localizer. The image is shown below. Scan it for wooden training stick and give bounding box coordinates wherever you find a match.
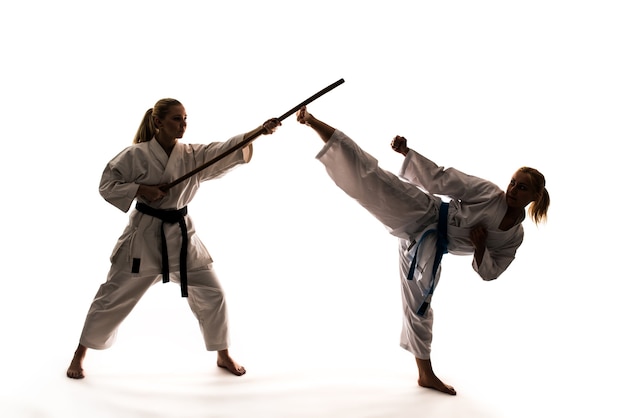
[162,78,345,191]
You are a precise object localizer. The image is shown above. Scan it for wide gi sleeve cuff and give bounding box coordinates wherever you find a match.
[101,182,140,213]
[473,249,500,281]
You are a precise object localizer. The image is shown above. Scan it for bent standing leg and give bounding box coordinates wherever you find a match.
[67,266,159,379]
[185,266,245,376]
[398,238,455,395]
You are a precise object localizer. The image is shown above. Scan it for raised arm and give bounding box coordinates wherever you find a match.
[296,106,336,142]
[392,137,500,203]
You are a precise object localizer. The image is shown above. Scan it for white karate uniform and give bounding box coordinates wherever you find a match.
[317,130,523,359]
[79,135,252,351]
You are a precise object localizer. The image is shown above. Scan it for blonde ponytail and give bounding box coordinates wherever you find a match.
[519,167,550,224]
[133,108,156,144]
[132,98,182,144]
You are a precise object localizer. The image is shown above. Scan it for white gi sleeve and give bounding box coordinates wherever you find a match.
[399,150,500,203]
[472,232,522,280]
[192,134,253,183]
[474,249,512,281]
[99,148,141,213]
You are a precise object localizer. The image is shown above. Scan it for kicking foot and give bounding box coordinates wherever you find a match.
[217,351,246,376]
[418,375,456,396]
[66,345,87,379]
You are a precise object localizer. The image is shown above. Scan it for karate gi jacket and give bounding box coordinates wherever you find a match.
[399,150,523,281]
[99,135,251,276]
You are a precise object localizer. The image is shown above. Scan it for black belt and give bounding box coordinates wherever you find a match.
[136,202,189,297]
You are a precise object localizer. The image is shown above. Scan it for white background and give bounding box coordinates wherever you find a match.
[1,1,624,417]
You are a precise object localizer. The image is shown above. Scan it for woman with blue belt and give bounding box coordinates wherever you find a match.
[296,106,549,395]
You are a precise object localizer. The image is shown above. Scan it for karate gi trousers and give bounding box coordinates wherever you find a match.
[79,263,230,351]
[317,130,445,359]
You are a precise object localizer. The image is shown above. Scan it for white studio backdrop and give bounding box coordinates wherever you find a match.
[1,1,625,417]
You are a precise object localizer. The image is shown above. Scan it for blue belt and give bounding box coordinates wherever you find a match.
[406,202,449,316]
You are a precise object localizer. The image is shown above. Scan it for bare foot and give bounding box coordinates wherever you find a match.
[418,375,457,396]
[415,357,456,395]
[217,350,246,376]
[67,344,87,379]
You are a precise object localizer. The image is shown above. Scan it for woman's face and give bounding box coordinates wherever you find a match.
[506,171,538,209]
[156,104,187,139]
